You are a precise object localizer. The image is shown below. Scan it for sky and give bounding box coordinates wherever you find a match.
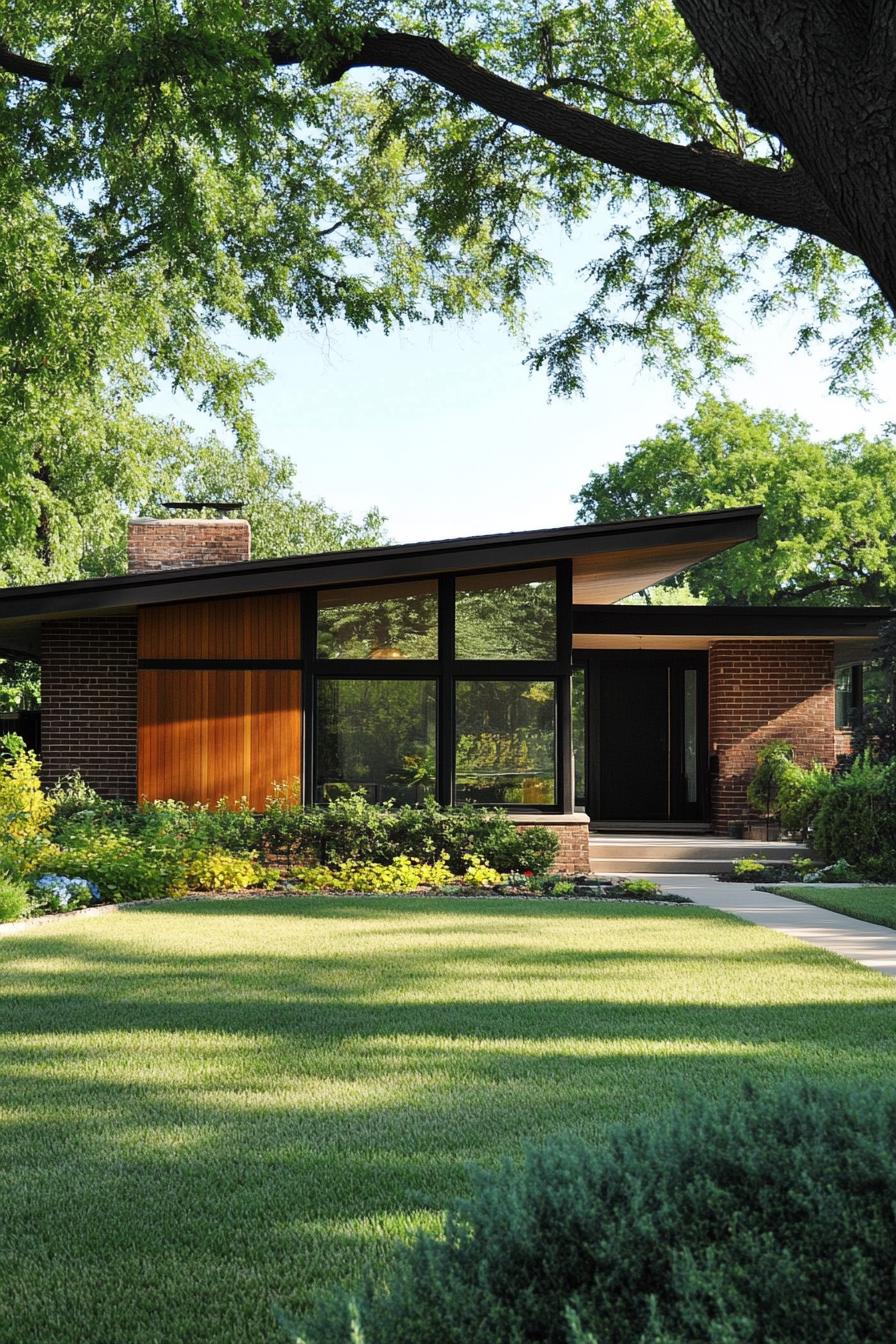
[149,221,896,546]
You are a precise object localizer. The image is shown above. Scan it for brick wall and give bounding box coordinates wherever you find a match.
[127,518,251,572]
[41,616,138,800]
[709,640,836,832]
[514,815,591,873]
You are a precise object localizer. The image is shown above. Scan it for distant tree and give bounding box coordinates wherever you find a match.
[575,397,896,606]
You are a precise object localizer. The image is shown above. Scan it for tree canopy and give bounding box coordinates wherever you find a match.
[574,397,896,606]
[2,0,894,414]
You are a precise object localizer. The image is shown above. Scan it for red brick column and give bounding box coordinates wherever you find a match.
[513,815,591,873]
[40,616,138,800]
[708,640,836,833]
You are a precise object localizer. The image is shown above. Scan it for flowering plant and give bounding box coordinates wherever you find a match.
[33,873,101,912]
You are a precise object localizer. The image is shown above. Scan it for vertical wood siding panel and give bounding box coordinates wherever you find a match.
[138,594,300,660]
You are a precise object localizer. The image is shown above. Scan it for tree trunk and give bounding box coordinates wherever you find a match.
[674,1,896,313]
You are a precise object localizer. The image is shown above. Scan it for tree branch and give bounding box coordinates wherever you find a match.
[292,28,859,255]
[0,23,860,257]
[0,42,82,89]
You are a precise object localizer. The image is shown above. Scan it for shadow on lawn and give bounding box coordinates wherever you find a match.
[1,902,896,1344]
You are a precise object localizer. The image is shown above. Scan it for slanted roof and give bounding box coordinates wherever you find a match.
[0,505,763,658]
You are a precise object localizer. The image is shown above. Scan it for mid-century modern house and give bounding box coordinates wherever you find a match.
[0,506,888,871]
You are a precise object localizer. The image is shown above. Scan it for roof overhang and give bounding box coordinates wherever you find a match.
[0,505,762,660]
[572,603,891,650]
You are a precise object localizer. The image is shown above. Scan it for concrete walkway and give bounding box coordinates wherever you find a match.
[657,874,896,978]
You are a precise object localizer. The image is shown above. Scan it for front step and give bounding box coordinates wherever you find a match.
[589,835,809,876]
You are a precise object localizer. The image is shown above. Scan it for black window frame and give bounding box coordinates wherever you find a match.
[304,561,573,813]
[835,662,864,731]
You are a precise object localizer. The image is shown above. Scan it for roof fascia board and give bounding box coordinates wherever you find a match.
[0,509,760,623]
[573,605,891,639]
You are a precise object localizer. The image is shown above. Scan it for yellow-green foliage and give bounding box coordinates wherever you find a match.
[732,857,769,878]
[184,849,276,893]
[292,853,456,894]
[462,853,505,887]
[0,740,55,841]
[0,878,28,922]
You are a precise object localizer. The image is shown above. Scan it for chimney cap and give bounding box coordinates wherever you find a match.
[161,500,245,514]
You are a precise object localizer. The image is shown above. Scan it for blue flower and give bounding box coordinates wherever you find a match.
[33,873,101,910]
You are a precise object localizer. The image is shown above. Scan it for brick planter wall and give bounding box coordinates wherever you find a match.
[41,616,138,800]
[708,640,836,833]
[513,814,591,873]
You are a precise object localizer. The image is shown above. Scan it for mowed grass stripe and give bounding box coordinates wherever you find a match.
[0,895,894,1344]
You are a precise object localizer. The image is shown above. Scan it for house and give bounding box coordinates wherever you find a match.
[0,507,887,872]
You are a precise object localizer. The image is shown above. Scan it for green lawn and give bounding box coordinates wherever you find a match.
[771,884,896,929]
[2,894,896,1344]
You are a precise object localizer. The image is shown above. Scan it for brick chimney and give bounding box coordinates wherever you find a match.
[127,518,252,573]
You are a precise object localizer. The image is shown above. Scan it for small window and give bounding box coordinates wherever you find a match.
[455,568,556,660]
[316,580,438,660]
[455,679,556,806]
[835,664,863,730]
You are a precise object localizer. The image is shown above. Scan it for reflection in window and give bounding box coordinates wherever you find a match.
[683,668,698,803]
[455,568,556,660]
[316,581,438,659]
[572,665,586,808]
[835,664,863,730]
[455,680,556,805]
[315,679,437,804]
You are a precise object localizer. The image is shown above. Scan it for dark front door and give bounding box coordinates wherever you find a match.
[577,652,708,823]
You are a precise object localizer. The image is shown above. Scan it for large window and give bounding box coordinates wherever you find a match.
[311,564,569,812]
[455,568,556,660]
[315,679,437,804]
[317,580,438,659]
[455,680,556,806]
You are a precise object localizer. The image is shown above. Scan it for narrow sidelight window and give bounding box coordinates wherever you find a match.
[835,664,863,730]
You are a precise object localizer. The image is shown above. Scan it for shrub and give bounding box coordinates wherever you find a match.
[777,759,835,838]
[0,735,55,840]
[31,874,99,912]
[615,877,661,896]
[813,756,896,879]
[134,797,262,855]
[731,855,769,879]
[29,827,187,903]
[259,790,560,877]
[184,849,276,892]
[289,1081,896,1344]
[290,854,456,894]
[0,878,28,922]
[262,780,323,869]
[746,739,794,824]
[47,772,128,835]
[461,854,504,888]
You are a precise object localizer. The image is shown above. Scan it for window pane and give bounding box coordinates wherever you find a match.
[316,679,437,804]
[835,666,853,730]
[683,668,698,804]
[572,666,586,808]
[455,568,556,660]
[455,680,556,806]
[317,580,438,659]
